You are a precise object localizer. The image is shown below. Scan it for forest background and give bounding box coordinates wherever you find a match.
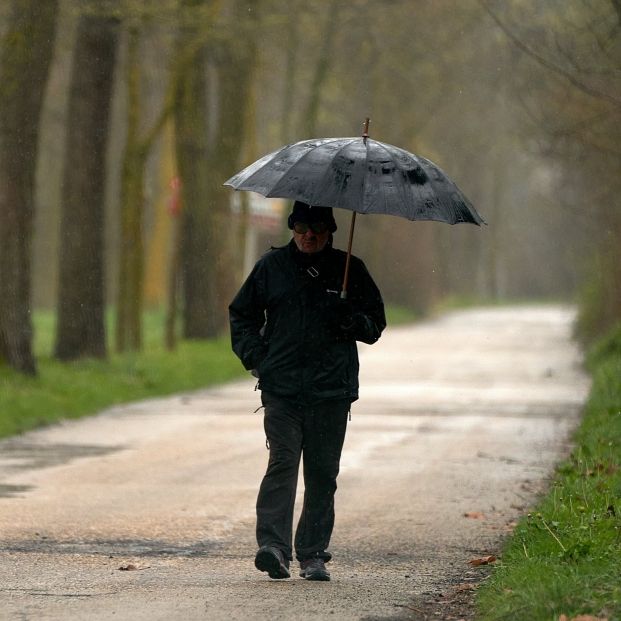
[0,0,620,376]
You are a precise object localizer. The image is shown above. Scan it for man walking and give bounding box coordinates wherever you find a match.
[229,201,385,581]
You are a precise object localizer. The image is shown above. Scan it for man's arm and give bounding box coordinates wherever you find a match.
[340,258,386,345]
[229,264,268,370]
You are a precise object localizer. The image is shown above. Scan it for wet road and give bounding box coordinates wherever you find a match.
[0,306,590,620]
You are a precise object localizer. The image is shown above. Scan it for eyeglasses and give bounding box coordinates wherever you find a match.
[293,221,329,234]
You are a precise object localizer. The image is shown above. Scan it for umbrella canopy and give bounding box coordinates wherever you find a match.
[224,136,485,226]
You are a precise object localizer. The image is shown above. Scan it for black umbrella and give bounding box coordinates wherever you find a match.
[225,119,485,297]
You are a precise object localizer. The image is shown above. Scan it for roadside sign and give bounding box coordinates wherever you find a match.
[231,193,286,234]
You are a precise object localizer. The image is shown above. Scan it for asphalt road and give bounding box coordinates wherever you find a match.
[0,306,590,621]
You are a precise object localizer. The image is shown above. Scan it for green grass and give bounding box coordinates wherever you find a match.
[32,308,177,356]
[0,310,246,439]
[385,304,419,326]
[476,325,621,621]
[433,295,567,314]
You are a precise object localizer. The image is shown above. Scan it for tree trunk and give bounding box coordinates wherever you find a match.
[116,24,147,352]
[145,123,176,309]
[0,0,59,374]
[174,44,215,338]
[208,0,259,330]
[55,15,119,361]
[165,211,183,350]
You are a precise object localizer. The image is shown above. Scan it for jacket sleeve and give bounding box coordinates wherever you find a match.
[229,262,268,371]
[348,258,386,345]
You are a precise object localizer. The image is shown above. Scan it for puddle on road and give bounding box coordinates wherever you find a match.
[0,442,126,471]
[3,537,222,558]
[0,442,126,498]
[0,484,35,498]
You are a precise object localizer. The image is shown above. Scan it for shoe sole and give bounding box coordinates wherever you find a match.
[255,549,290,579]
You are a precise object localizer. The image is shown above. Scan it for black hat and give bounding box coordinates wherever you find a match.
[287,201,337,232]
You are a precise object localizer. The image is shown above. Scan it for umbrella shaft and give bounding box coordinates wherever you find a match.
[341,211,357,299]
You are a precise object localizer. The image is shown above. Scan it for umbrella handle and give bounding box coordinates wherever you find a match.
[340,211,357,300]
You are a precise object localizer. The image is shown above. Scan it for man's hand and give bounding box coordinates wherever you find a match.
[327,297,362,340]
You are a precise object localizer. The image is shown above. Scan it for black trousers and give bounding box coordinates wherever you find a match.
[256,392,350,562]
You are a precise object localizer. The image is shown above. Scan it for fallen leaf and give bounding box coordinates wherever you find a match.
[118,564,137,571]
[463,512,486,519]
[558,616,608,621]
[468,555,496,566]
[590,462,619,476]
[455,582,478,591]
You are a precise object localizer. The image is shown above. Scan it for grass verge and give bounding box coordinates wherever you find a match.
[385,304,419,326]
[0,339,245,440]
[476,325,621,621]
[0,310,246,440]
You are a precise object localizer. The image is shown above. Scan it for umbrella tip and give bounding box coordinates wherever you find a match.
[362,117,370,142]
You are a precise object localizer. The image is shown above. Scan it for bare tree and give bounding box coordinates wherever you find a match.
[481,0,621,338]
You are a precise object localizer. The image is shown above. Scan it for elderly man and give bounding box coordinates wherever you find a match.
[229,201,385,581]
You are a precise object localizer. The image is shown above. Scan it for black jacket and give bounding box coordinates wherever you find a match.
[229,240,386,403]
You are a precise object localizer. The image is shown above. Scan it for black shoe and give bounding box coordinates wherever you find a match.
[255,546,290,579]
[299,558,331,581]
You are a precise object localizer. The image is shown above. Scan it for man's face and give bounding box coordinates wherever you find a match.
[292,221,330,254]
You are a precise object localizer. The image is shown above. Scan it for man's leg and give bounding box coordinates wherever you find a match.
[294,399,350,564]
[256,394,303,564]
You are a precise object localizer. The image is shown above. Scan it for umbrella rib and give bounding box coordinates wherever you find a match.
[241,144,309,194]
[265,138,348,200]
[306,138,359,207]
[374,140,405,167]
[360,137,370,214]
[415,158,461,224]
[373,139,412,218]
[225,144,286,189]
[416,155,474,224]
[376,142,479,224]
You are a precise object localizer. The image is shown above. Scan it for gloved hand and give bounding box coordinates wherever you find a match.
[335,298,354,329]
[327,297,360,341]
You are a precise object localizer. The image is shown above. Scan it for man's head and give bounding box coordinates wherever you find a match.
[288,201,337,254]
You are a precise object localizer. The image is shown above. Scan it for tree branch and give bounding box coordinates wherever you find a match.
[478,0,621,109]
[140,2,221,154]
[611,0,621,27]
